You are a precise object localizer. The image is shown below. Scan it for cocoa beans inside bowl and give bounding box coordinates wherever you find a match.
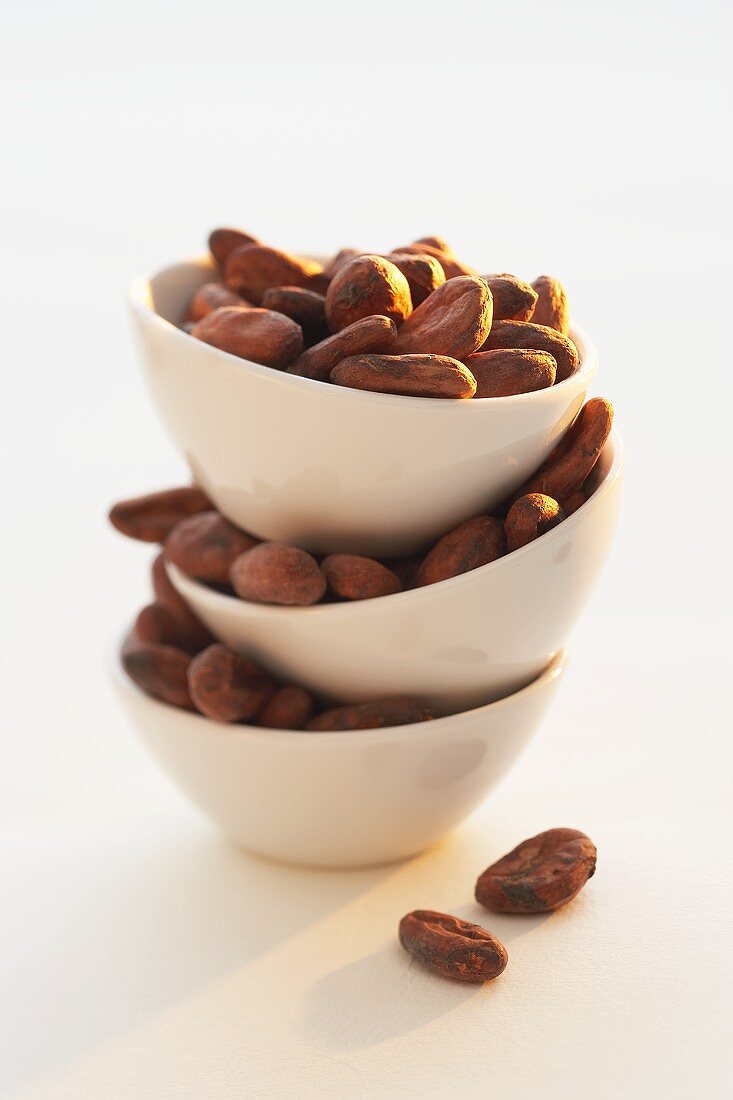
[109,432,622,713]
[129,235,599,556]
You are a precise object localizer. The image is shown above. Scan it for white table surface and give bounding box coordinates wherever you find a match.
[1,2,731,1097]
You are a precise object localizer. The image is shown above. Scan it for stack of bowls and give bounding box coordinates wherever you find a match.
[116,256,623,867]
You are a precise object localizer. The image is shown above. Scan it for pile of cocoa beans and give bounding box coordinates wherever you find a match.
[399,827,597,983]
[109,396,613,608]
[120,553,434,727]
[181,228,580,399]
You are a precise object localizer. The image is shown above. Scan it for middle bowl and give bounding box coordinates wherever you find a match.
[129,257,598,556]
[167,433,623,713]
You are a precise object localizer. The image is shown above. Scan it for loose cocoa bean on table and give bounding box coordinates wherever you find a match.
[398,910,508,983]
[475,828,597,913]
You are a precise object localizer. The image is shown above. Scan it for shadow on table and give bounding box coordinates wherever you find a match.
[2,817,398,1097]
[303,942,485,1050]
[301,902,553,1050]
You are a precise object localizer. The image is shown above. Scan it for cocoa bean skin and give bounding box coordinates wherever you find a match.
[187,643,276,723]
[562,490,586,515]
[230,542,327,606]
[323,248,362,278]
[109,486,211,544]
[151,551,214,649]
[382,552,423,590]
[386,252,446,306]
[331,353,477,400]
[475,828,597,914]
[208,227,259,269]
[187,281,249,322]
[258,685,316,730]
[306,697,434,732]
[399,910,508,983]
[531,275,570,335]
[504,494,565,553]
[260,286,327,336]
[524,397,613,501]
[465,348,556,398]
[413,235,454,255]
[415,516,506,586]
[132,601,212,655]
[394,242,478,279]
[121,638,194,710]
[192,306,303,370]
[165,511,257,585]
[321,554,402,600]
[391,276,492,359]
[481,319,579,382]
[288,315,397,382]
[325,255,412,331]
[224,244,324,304]
[483,274,538,321]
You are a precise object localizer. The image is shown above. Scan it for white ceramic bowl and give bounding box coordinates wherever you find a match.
[166,433,622,713]
[129,257,598,556]
[111,648,566,867]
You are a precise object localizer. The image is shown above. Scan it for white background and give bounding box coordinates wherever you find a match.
[1,1,731,1096]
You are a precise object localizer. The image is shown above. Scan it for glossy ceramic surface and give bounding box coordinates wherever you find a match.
[166,434,622,713]
[129,257,599,556]
[112,649,566,867]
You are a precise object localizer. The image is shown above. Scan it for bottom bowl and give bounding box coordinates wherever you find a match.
[110,648,566,867]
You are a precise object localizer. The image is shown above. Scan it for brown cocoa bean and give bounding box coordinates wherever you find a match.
[465,348,556,398]
[562,489,586,515]
[224,244,325,304]
[187,282,249,322]
[260,286,327,336]
[121,638,194,710]
[133,601,213,655]
[386,252,446,305]
[475,828,597,913]
[306,697,434,731]
[531,275,570,335]
[165,511,258,584]
[415,516,506,586]
[483,274,538,321]
[398,910,508,983]
[382,553,423,590]
[109,486,211,544]
[331,353,476,400]
[325,255,412,332]
[412,235,454,255]
[524,397,613,500]
[230,542,326,606]
[187,644,276,723]
[394,242,477,279]
[481,319,579,382]
[151,552,215,647]
[208,227,259,269]
[258,685,316,729]
[321,553,402,600]
[323,248,362,278]
[192,306,303,369]
[288,315,397,381]
[504,494,565,552]
[391,276,492,359]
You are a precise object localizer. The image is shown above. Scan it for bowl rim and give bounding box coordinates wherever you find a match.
[128,255,598,411]
[112,644,566,745]
[166,429,623,620]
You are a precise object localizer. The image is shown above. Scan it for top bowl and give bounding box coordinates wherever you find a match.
[129,257,598,556]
